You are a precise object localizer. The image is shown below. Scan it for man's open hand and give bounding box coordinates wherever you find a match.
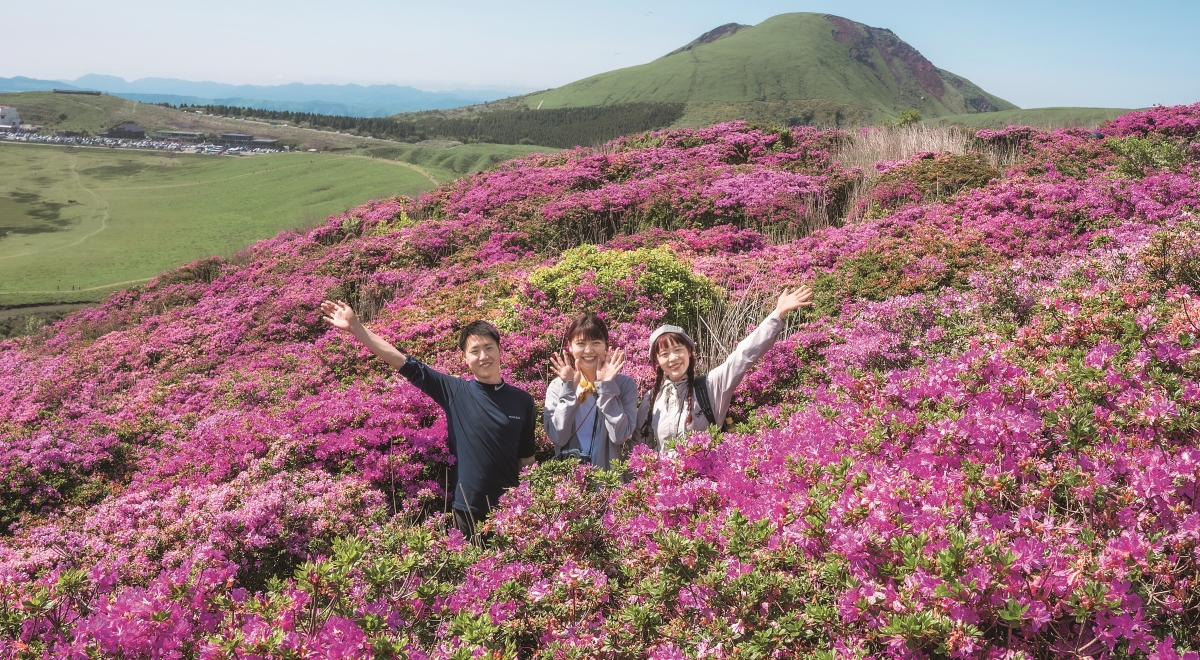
[321,300,360,332]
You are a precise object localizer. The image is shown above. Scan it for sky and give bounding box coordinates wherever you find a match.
[7,0,1199,109]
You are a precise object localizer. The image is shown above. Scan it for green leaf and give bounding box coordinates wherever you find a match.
[998,599,1029,624]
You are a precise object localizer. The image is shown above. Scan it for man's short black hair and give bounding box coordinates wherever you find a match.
[458,320,502,352]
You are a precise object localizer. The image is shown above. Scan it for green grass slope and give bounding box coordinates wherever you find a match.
[0,91,145,135]
[358,143,561,181]
[674,100,867,128]
[0,143,437,305]
[929,107,1134,129]
[524,13,1016,121]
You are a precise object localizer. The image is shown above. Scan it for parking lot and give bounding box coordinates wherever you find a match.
[0,131,283,155]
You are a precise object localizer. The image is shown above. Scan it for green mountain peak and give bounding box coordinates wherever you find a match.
[526,12,1016,121]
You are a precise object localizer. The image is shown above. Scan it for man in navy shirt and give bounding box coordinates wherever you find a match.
[320,300,537,540]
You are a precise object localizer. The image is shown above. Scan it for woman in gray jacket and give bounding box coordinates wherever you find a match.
[634,286,813,453]
[544,313,638,470]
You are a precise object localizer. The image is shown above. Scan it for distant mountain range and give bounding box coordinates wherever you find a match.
[0,76,67,93]
[0,75,518,117]
[515,13,1017,124]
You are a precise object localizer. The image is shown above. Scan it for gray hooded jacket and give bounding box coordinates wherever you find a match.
[544,374,638,471]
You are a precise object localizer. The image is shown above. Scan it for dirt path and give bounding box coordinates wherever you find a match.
[0,145,441,297]
[110,155,439,190]
[687,51,702,103]
[338,153,439,185]
[0,277,153,295]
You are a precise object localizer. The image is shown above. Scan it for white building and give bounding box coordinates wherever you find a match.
[0,105,20,131]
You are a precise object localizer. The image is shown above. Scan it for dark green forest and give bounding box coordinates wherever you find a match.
[180,103,687,149]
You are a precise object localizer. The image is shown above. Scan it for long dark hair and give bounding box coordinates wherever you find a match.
[639,332,696,445]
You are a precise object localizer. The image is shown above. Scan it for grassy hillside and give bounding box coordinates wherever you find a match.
[0,143,437,306]
[0,91,140,135]
[358,142,560,180]
[198,101,682,150]
[929,106,1134,129]
[523,13,1016,121]
[394,94,546,121]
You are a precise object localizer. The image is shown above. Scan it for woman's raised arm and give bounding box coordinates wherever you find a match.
[703,286,813,422]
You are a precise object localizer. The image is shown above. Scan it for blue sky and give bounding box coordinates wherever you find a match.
[8,0,1198,108]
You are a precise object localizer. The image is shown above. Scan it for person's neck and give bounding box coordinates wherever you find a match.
[579,368,598,383]
[475,374,502,385]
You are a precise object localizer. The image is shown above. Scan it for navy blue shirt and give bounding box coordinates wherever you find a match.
[399,357,536,515]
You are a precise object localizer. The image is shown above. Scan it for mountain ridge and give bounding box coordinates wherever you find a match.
[661,22,749,58]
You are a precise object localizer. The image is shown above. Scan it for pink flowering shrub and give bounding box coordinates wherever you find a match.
[410,121,859,254]
[857,151,1001,219]
[2,108,1200,658]
[1102,103,1200,140]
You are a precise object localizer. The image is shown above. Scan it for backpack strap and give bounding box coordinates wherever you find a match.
[692,373,717,427]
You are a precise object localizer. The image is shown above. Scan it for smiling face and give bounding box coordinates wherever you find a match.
[654,334,693,382]
[461,334,503,384]
[569,335,608,378]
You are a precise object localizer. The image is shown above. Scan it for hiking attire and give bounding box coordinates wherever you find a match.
[398,357,536,525]
[634,312,785,452]
[544,374,638,471]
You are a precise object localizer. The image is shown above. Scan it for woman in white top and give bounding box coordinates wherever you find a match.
[634,287,813,453]
[544,313,639,470]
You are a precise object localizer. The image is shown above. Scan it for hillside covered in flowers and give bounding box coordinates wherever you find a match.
[2,105,1200,659]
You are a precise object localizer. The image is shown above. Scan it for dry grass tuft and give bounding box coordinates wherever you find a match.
[756,195,832,245]
[836,125,1025,177]
[833,125,1025,223]
[835,125,972,175]
[693,288,805,370]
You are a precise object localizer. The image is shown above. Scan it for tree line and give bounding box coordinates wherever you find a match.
[179,103,688,149]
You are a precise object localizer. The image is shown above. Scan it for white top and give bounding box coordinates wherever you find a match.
[634,312,785,450]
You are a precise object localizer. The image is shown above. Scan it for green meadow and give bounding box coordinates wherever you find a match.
[928,107,1133,129]
[0,143,437,305]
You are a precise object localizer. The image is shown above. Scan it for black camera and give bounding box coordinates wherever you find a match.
[557,448,592,464]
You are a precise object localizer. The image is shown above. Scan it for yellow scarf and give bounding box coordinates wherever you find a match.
[577,375,597,400]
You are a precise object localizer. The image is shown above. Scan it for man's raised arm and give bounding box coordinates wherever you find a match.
[320,300,407,369]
